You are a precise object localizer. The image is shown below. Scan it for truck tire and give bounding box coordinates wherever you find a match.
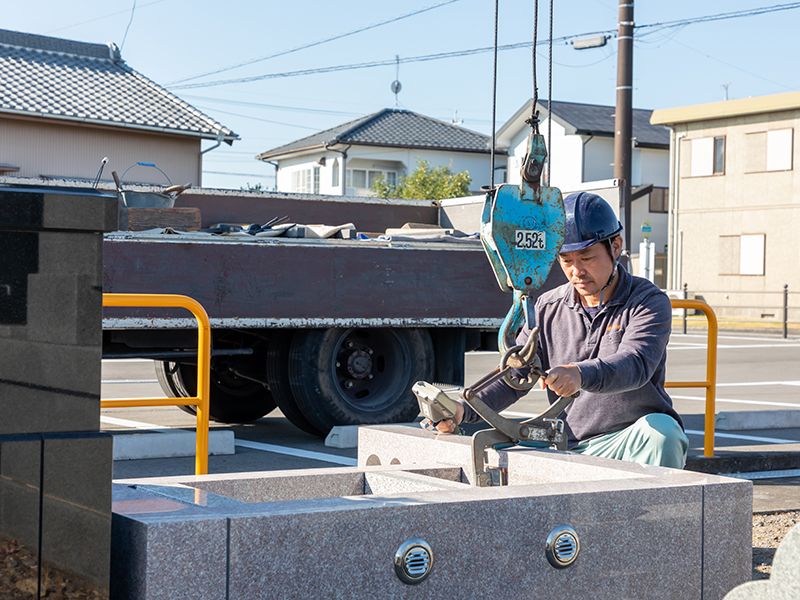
[154,359,277,423]
[287,328,434,434]
[265,331,324,437]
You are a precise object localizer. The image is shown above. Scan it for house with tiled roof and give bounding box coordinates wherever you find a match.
[0,29,237,186]
[256,108,504,196]
[497,99,671,270]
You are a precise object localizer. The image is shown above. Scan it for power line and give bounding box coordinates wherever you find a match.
[120,0,137,51]
[46,0,168,35]
[167,0,462,86]
[193,105,321,130]
[635,2,800,32]
[204,171,275,178]
[180,95,362,117]
[169,3,800,91]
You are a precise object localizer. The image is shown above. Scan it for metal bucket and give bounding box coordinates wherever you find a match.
[119,190,175,209]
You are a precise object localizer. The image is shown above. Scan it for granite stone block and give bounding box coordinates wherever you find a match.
[110,427,752,599]
[703,478,754,600]
[111,485,228,600]
[0,435,41,600]
[41,433,113,597]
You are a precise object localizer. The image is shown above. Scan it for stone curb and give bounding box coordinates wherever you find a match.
[687,450,800,474]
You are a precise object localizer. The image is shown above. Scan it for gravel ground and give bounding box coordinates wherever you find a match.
[751,511,800,580]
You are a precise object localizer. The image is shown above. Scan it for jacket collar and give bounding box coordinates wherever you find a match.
[562,265,632,311]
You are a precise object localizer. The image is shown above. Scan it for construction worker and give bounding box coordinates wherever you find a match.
[437,192,688,468]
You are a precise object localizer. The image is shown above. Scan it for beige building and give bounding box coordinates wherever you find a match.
[651,92,799,318]
[0,29,237,187]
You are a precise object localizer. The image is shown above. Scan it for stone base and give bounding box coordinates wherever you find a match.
[110,424,752,600]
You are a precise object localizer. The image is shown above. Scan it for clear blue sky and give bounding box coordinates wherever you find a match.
[5,1,799,190]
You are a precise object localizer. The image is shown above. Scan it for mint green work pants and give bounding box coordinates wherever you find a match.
[571,413,689,469]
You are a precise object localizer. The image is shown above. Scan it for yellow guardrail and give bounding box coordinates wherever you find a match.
[666,299,718,457]
[101,293,211,475]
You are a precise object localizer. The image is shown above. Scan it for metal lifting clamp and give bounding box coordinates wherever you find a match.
[414,122,577,487]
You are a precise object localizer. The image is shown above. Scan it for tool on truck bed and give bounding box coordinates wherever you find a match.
[413,0,574,487]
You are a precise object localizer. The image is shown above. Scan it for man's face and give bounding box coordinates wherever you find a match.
[557,239,619,301]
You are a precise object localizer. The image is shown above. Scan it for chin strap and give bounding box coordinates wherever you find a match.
[597,240,620,307]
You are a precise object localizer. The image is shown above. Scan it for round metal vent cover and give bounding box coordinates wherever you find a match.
[545,526,580,569]
[394,539,433,584]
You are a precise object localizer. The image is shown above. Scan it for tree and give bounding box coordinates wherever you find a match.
[371,159,471,200]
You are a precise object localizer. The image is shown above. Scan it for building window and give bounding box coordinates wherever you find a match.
[690,136,725,176]
[346,168,397,191]
[291,169,312,193]
[313,166,320,194]
[719,234,765,276]
[332,159,339,187]
[713,137,725,174]
[746,129,794,172]
[648,187,668,213]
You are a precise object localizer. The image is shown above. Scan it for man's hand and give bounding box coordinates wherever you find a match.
[435,401,465,434]
[543,365,582,397]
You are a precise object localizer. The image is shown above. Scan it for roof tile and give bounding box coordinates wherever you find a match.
[0,29,237,141]
[257,108,497,159]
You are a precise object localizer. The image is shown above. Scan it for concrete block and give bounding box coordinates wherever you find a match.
[325,425,360,448]
[716,409,800,430]
[112,430,235,460]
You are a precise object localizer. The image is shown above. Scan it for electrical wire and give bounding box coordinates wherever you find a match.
[46,0,167,34]
[191,105,321,130]
[120,0,137,50]
[168,2,800,91]
[180,95,362,117]
[167,0,463,86]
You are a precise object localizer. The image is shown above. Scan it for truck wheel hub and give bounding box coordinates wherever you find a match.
[346,350,373,379]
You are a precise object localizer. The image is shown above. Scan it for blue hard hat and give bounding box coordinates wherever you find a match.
[561,192,623,253]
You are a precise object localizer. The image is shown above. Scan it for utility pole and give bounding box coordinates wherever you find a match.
[614,0,634,259]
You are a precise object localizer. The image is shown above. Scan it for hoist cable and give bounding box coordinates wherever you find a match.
[547,0,554,186]
[490,0,499,189]
[531,0,539,118]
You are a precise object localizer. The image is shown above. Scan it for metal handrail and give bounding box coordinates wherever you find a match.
[673,284,800,337]
[101,293,211,475]
[666,299,718,458]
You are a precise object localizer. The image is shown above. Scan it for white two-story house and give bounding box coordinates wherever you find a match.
[256,108,504,197]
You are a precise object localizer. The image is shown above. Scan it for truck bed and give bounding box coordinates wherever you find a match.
[102,232,538,329]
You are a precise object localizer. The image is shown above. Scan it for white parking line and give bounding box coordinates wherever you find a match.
[234,440,357,466]
[670,394,800,409]
[724,469,800,480]
[715,381,800,387]
[684,429,798,444]
[102,358,153,363]
[102,379,158,384]
[101,416,170,430]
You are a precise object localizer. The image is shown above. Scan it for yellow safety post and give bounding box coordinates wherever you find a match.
[666,299,718,458]
[101,293,211,475]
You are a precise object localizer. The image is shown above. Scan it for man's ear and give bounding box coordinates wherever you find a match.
[611,236,624,259]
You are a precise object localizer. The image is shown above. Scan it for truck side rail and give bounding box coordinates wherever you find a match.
[101,293,211,475]
[666,299,718,458]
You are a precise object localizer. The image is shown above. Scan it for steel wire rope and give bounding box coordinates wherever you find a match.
[547,0,553,186]
[490,0,499,189]
[531,0,539,116]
